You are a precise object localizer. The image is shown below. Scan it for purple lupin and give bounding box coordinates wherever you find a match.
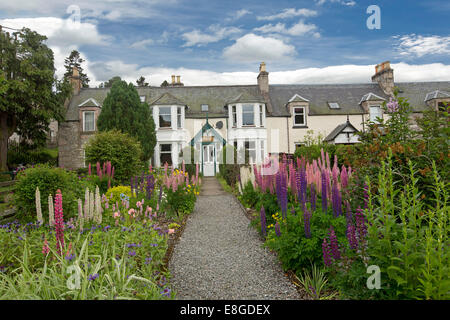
[328,226,341,260]
[322,238,332,267]
[347,223,357,250]
[274,222,281,237]
[310,183,316,212]
[260,206,267,237]
[304,209,311,239]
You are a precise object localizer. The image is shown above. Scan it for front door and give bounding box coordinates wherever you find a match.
[202,144,215,176]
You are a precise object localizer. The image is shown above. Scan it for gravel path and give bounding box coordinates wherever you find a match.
[169,177,300,300]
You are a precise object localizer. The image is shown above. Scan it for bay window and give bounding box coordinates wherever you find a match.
[242,104,255,126]
[160,144,172,166]
[159,107,172,128]
[245,140,256,163]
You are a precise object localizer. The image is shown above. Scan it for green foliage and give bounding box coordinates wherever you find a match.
[294,264,337,300]
[106,186,134,206]
[179,146,197,178]
[239,181,259,208]
[84,130,143,183]
[266,209,347,273]
[63,50,90,88]
[96,80,156,160]
[218,144,240,187]
[13,165,93,222]
[164,175,198,218]
[0,222,172,299]
[7,145,58,169]
[0,28,71,170]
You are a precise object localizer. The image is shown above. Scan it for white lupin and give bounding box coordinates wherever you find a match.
[35,187,43,225]
[77,198,84,231]
[84,187,90,219]
[48,194,54,226]
[89,191,95,221]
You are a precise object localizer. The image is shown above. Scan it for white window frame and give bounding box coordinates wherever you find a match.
[260,140,265,163]
[259,105,265,127]
[369,105,382,123]
[245,140,256,164]
[231,105,237,127]
[242,104,255,126]
[83,111,95,132]
[160,143,172,166]
[159,106,172,128]
[293,107,306,127]
[177,106,183,129]
[139,96,146,103]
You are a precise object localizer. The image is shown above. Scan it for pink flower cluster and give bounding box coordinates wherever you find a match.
[54,189,65,256]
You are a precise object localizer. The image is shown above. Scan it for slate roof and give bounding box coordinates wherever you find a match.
[324,120,358,142]
[396,82,450,111]
[64,81,450,121]
[268,83,389,116]
[424,89,450,102]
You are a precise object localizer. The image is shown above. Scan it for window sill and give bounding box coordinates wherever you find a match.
[158,127,173,130]
[292,125,308,129]
[81,130,96,135]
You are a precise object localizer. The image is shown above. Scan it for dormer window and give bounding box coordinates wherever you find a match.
[159,107,172,128]
[293,107,306,126]
[83,111,95,132]
[242,104,255,126]
[369,105,382,123]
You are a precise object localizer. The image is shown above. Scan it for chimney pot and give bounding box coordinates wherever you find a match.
[259,62,266,72]
[176,75,181,84]
[171,75,176,84]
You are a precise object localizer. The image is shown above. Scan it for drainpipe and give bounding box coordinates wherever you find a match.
[286,116,290,154]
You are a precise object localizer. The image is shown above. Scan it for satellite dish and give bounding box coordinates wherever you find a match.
[215,121,223,129]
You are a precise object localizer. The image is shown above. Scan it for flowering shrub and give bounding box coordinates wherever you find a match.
[162,167,199,217]
[106,186,134,206]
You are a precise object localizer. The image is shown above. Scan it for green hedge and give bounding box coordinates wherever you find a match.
[14,164,94,223]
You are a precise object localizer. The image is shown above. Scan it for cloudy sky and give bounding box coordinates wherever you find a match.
[1,0,449,86]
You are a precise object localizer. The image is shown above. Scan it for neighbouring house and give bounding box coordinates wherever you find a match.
[58,62,450,176]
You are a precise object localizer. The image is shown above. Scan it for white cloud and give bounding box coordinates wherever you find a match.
[0,0,175,21]
[396,34,450,57]
[130,39,155,49]
[236,9,252,19]
[315,0,356,6]
[223,33,296,63]
[87,61,450,87]
[182,25,241,47]
[0,17,110,81]
[255,20,320,37]
[257,8,318,21]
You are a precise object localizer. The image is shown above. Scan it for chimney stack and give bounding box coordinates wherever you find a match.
[69,66,82,95]
[257,62,269,94]
[171,75,176,85]
[372,61,394,96]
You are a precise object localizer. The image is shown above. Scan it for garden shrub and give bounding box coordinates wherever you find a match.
[179,146,198,178]
[106,185,133,205]
[7,147,57,169]
[13,164,94,222]
[239,181,259,208]
[84,130,143,183]
[266,209,347,273]
[218,144,240,187]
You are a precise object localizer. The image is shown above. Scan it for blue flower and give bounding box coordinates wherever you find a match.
[88,273,99,281]
[128,250,136,257]
[145,257,152,265]
[160,288,171,297]
[65,254,75,261]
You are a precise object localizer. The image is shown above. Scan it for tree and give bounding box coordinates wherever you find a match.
[0,28,71,171]
[103,76,122,88]
[136,76,149,86]
[160,80,169,87]
[63,50,90,88]
[96,80,156,161]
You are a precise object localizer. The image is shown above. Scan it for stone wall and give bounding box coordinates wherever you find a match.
[58,121,83,170]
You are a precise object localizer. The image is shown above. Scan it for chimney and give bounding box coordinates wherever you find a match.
[171,75,176,85]
[69,66,82,95]
[257,62,269,94]
[372,61,394,96]
[176,75,181,84]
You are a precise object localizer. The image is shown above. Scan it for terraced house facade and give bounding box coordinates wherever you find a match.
[59,61,450,176]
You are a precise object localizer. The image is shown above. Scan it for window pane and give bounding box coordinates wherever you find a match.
[370,106,381,122]
[295,115,304,125]
[160,153,172,166]
[84,112,94,131]
[294,107,304,114]
[159,107,171,128]
[161,144,171,152]
[242,104,254,125]
[260,105,264,126]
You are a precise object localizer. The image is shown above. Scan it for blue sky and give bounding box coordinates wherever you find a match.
[1,0,449,86]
